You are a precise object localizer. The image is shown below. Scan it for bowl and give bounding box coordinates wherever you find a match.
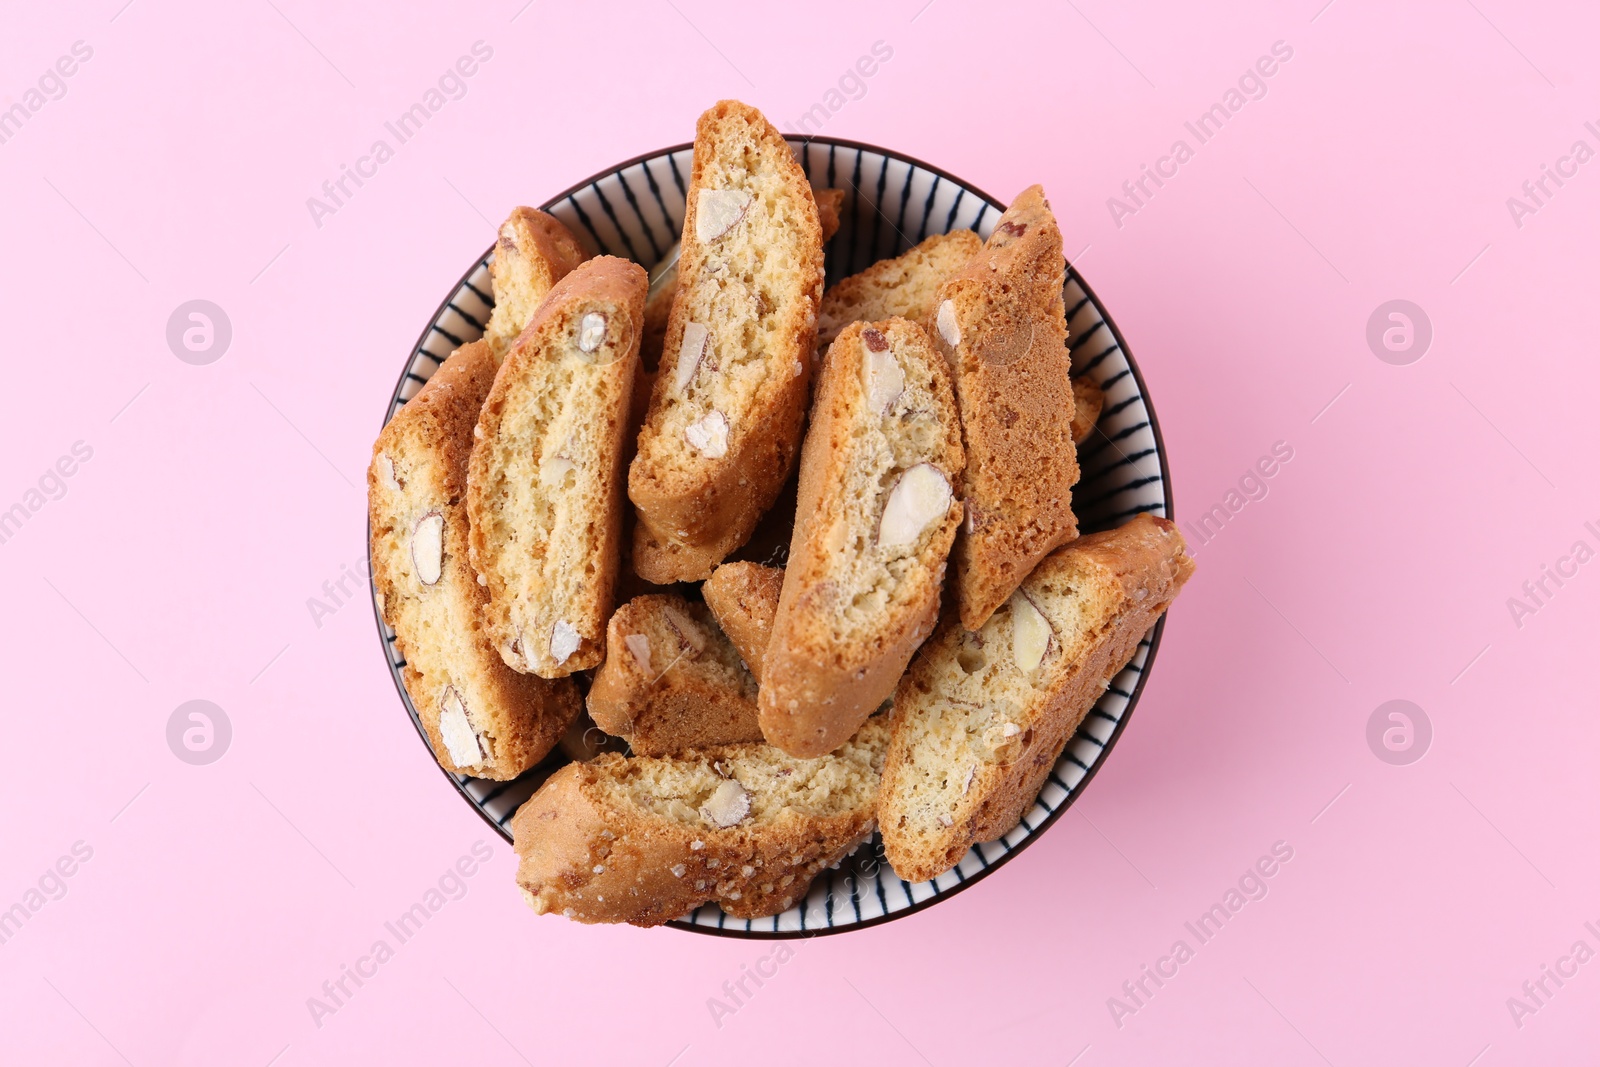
[372,137,1175,936]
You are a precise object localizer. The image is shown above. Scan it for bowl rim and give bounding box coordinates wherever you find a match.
[373,134,1175,938]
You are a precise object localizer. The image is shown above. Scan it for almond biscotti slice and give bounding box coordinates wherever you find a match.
[369,341,580,779]
[511,717,889,926]
[483,207,589,361]
[628,100,826,584]
[1070,375,1104,445]
[467,257,647,677]
[759,319,964,758]
[930,185,1080,631]
[702,561,783,683]
[879,514,1194,882]
[816,229,982,349]
[586,594,762,756]
[640,187,842,375]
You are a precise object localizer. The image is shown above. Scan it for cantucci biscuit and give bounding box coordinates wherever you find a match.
[369,341,579,779]
[467,257,647,677]
[879,515,1194,882]
[483,207,588,361]
[512,717,889,926]
[759,319,964,757]
[929,185,1080,631]
[816,229,982,349]
[702,561,783,683]
[586,594,762,756]
[628,100,826,583]
[1070,375,1103,445]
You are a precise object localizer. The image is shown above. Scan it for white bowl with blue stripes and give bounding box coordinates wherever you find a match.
[374,138,1175,937]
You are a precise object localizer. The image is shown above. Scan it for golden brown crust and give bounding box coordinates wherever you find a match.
[511,718,889,926]
[702,562,784,682]
[484,208,589,361]
[817,229,982,349]
[467,257,647,677]
[369,341,579,778]
[929,185,1080,631]
[586,595,762,756]
[879,515,1194,882]
[1069,375,1103,445]
[628,100,826,583]
[759,319,964,757]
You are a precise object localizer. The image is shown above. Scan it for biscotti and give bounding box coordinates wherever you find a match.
[760,319,964,757]
[512,717,889,926]
[929,185,1080,631]
[702,561,783,682]
[369,341,579,778]
[1070,375,1103,445]
[483,207,589,361]
[640,187,843,374]
[879,514,1194,882]
[467,257,647,677]
[628,100,826,584]
[586,594,762,756]
[816,229,982,349]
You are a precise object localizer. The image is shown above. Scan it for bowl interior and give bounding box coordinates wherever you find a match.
[374,138,1174,937]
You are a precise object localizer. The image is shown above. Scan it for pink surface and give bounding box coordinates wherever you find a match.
[2,1,1597,1063]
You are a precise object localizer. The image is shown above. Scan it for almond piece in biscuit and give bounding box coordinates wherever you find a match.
[511,716,889,926]
[484,208,589,362]
[587,595,762,756]
[1069,375,1103,445]
[640,186,843,376]
[702,561,783,683]
[628,100,826,584]
[816,229,982,350]
[468,257,647,677]
[879,514,1194,883]
[929,185,1080,631]
[759,319,964,758]
[369,341,580,779]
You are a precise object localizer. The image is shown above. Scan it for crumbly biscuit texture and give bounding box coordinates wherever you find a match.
[759,318,964,757]
[467,257,646,677]
[929,185,1080,631]
[702,562,783,683]
[512,717,890,926]
[879,515,1193,882]
[817,230,982,349]
[369,341,579,778]
[629,100,826,583]
[586,594,762,756]
[484,208,589,361]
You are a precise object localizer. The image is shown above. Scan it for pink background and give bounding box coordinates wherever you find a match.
[3,0,1597,1063]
